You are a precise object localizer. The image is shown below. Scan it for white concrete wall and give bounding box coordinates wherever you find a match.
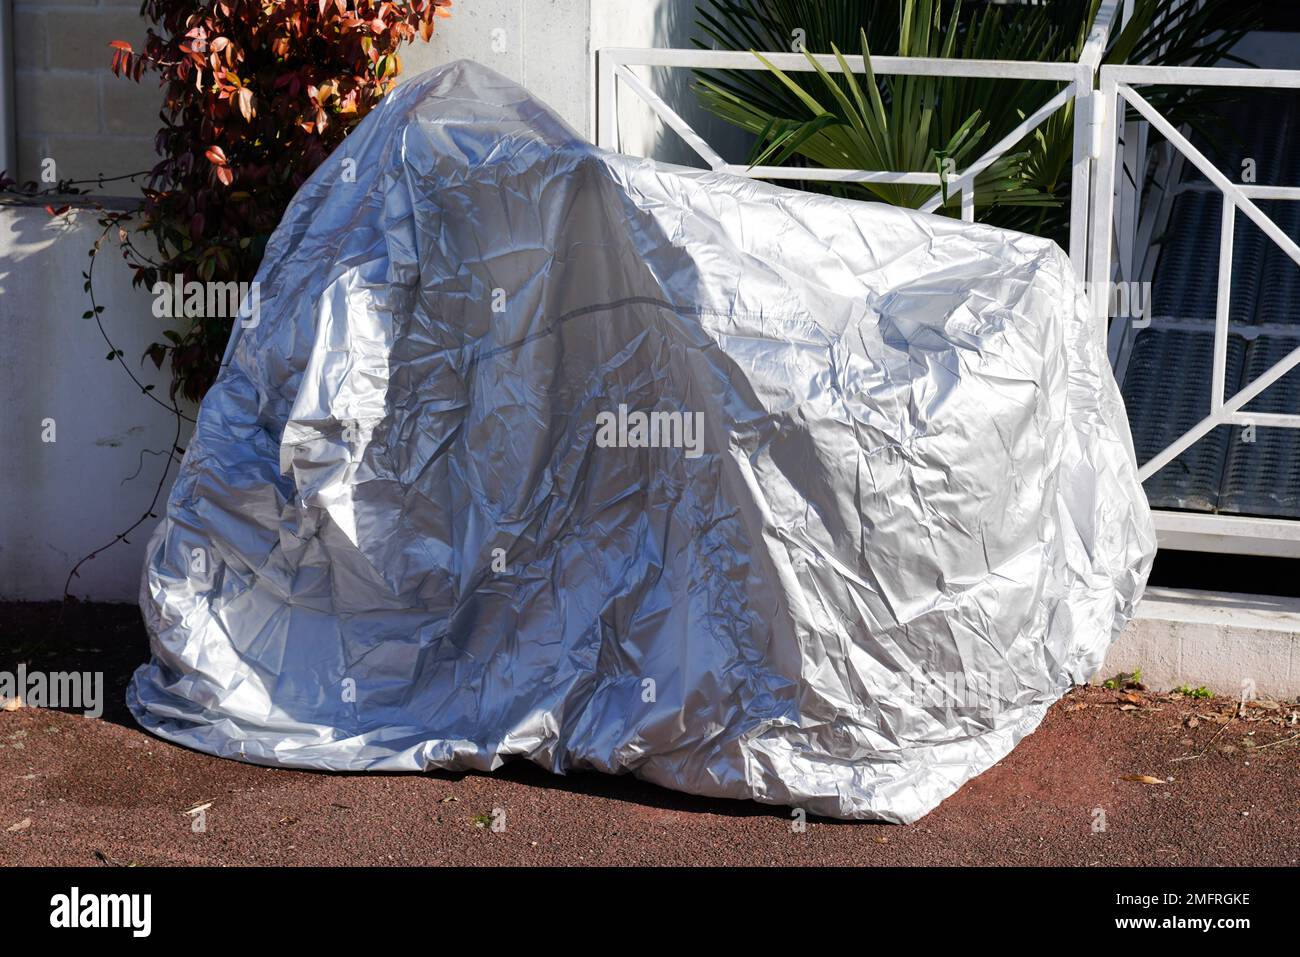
[10,0,157,184]
[589,0,753,167]
[397,0,751,166]
[398,0,593,136]
[0,202,195,601]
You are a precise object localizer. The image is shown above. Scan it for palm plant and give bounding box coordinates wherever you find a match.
[693,0,1265,243]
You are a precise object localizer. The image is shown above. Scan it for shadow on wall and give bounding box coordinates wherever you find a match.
[645,0,755,169]
[0,203,196,602]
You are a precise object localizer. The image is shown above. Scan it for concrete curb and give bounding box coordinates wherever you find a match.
[1100,587,1300,698]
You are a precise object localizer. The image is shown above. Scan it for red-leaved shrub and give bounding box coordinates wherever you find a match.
[112,0,454,401]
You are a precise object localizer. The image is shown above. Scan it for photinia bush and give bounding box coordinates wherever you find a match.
[111,0,454,401]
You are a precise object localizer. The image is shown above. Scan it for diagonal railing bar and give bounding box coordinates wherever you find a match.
[1212,194,1235,412]
[1136,341,1300,482]
[918,83,1077,215]
[1117,85,1300,270]
[613,63,726,171]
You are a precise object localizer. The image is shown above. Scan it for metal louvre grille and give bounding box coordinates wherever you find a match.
[1123,327,1244,511]
[1182,93,1292,189]
[1255,201,1300,326]
[1150,192,1268,326]
[1222,335,1300,516]
[1119,92,1300,519]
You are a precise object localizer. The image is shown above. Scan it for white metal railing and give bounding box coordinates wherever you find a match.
[594,4,1300,557]
[596,15,1116,277]
[1092,65,1300,476]
[1090,63,1300,557]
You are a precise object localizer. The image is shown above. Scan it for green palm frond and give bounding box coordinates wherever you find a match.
[693,0,1266,244]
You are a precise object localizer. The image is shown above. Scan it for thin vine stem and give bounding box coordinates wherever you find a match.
[83,216,196,424]
[61,217,194,598]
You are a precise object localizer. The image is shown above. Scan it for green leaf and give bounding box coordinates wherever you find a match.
[692,0,1263,237]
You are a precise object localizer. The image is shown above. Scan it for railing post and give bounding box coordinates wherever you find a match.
[1212,194,1236,412]
[596,48,616,151]
[1068,71,1094,279]
[1088,70,1120,356]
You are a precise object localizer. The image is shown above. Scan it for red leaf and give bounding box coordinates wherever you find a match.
[205,145,227,165]
[109,40,133,52]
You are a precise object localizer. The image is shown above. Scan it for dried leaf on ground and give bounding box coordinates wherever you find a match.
[93,849,129,867]
[1122,774,1166,785]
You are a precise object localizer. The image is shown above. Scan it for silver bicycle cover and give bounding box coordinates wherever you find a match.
[128,60,1155,822]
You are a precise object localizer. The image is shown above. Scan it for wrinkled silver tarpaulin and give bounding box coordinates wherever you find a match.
[129,60,1155,823]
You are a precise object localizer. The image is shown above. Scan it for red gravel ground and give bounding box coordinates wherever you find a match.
[1,601,1297,867]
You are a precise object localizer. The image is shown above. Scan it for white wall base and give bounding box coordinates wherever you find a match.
[1100,587,1300,698]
